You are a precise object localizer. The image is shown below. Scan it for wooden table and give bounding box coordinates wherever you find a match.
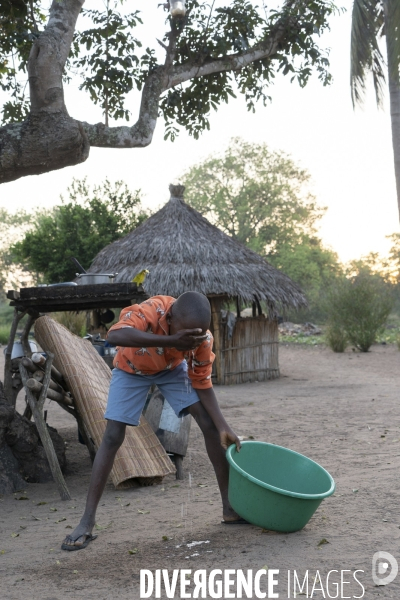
[3,283,147,499]
[4,282,147,404]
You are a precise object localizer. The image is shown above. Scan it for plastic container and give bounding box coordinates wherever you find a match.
[226,441,335,532]
[3,341,38,360]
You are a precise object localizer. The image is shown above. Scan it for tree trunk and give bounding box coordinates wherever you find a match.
[384,0,400,221]
[0,0,89,183]
[0,380,66,494]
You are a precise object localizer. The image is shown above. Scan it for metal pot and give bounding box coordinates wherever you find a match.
[75,273,117,285]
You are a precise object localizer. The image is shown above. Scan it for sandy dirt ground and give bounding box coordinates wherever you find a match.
[0,342,399,599]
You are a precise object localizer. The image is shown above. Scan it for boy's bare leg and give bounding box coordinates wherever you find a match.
[62,420,126,549]
[188,402,240,522]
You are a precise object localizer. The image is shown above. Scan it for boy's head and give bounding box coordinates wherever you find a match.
[168,291,211,334]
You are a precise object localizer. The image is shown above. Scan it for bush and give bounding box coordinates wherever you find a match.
[325,272,393,352]
[0,325,9,344]
[0,303,15,327]
[325,324,348,353]
[52,311,87,337]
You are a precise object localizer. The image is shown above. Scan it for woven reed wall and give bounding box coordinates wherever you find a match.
[34,316,175,488]
[218,316,279,385]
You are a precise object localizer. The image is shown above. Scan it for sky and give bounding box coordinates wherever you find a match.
[1,1,399,263]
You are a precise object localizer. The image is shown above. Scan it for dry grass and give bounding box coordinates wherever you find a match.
[0,325,9,344]
[51,311,87,337]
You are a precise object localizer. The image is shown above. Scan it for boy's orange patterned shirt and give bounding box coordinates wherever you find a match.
[107,295,215,389]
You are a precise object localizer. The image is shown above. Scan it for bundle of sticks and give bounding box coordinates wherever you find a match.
[19,353,96,462]
[21,353,74,408]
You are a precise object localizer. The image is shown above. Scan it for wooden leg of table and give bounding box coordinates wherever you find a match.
[20,314,35,357]
[19,357,71,501]
[174,454,184,480]
[4,309,27,406]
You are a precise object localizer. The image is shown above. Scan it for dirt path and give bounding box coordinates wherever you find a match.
[0,343,399,599]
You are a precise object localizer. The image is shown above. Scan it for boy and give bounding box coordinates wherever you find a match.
[62,291,243,551]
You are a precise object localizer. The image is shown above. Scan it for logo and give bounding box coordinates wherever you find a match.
[372,551,398,586]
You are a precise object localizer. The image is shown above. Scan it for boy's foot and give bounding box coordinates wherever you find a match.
[222,507,245,523]
[61,522,96,551]
[61,532,97,551]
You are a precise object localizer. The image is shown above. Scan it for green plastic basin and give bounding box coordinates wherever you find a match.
[226,441,335,532]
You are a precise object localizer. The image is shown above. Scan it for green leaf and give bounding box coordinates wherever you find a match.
[350,0,386,107]
[317,538,329,546]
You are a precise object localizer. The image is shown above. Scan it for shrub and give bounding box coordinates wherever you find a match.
[51,311,87,337]
[325,272,393,352]
[325,324,348,353]
[0,303,15,327]
[0,325,9,344]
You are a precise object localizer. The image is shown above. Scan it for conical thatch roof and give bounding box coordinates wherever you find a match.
[89,185,307,312]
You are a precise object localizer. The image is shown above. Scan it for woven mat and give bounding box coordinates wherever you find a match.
[34,315,175,488]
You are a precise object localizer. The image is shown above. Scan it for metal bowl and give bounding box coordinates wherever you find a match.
[75,273,117,285]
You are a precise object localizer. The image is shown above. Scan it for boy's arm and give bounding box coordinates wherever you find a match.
[195,387,241,452]
[107,327,207,351]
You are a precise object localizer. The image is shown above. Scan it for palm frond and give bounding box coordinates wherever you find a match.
[351,0,386,107]
[384,0,400,85]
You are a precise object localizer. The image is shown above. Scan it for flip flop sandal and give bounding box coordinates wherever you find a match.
[221,518,250,525]
[61,533,98,551]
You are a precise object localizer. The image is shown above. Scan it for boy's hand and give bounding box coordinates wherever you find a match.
[170,329,207,351]
[220,428,241,452]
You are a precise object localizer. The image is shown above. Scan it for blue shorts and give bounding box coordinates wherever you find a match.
[104,362,200,426]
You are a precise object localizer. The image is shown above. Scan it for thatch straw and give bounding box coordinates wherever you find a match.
[34,316,175,488]
[89,184,306,313]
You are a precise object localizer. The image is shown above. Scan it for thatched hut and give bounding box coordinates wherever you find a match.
[89,185,306,384]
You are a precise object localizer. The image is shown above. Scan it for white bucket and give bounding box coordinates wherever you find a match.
[3,341,38,359]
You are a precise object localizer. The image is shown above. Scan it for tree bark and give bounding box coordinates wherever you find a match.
[383,0,400,221]
[0,115,89,184]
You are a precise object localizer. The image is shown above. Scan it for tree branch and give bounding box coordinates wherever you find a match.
[83,16,183,149]
[0,0,307,178]
[82,67,164,148]
[167,19,291,89]
[85,16,293,149]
